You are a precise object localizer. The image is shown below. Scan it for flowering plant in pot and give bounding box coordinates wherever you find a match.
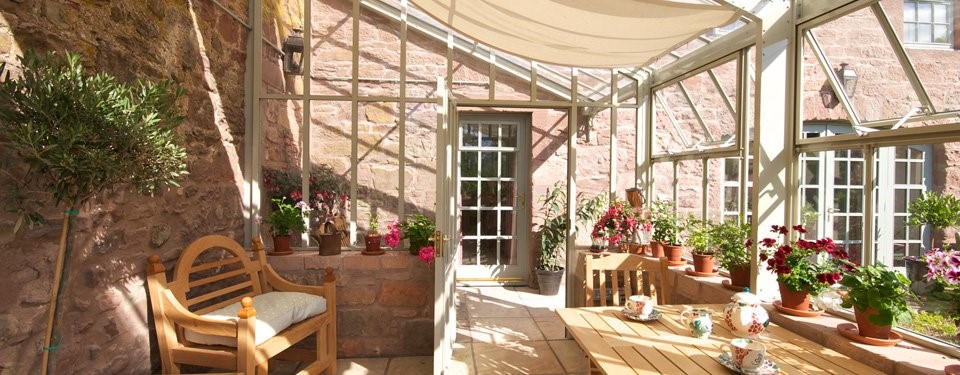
[713,219,752,288]
[923,248,960,320]
[839,263,914,340]
[686,218,717,274]
[310,191,349,255]
[400,214,436,255]
[759,225,852,314]
[590,198,639,252]
[263,197,310,255]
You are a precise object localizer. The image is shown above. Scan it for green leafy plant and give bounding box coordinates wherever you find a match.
[401,214,435,253]
[759,225,851,295]
[713,219,752,270]
[263,197,310,236]
[369,210,380,233]
[908,191,960,247]
[650,199,682,245]
[262,164,346,204]
[0,49,187,373]
[685,217,714,255]
[537,183,604,271]
[840,263,915,328]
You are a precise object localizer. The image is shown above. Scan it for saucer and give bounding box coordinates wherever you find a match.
[621,308,662,322]
[717,352,780,374]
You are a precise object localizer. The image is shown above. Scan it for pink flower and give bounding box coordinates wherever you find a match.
[419,246,436,265]
[384,219,402,248]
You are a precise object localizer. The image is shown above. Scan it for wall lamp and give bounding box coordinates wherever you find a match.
[282,28,304,75]
[820,63,858,107]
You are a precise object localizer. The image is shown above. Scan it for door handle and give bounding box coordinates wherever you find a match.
[430,230,451,258]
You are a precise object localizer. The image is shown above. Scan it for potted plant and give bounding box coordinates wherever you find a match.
[713,219,752,289]
[840,264,914,340]
[759,225,852,315]
[536,183,599,295]
[650,200,683,263]
[686,218,717,274]
[590,198,639,253]
[0,50,188,371]
[922,248,960,324]
[362,210,384,255]
[906,192,960,286]
[263,197,310,255]
[579,193,609,250]
[401,214,436,255]
[311,190,349,255]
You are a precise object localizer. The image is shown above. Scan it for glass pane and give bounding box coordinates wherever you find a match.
[896,161,907,184]
[501,124,517,147]
[849,216,862,241]
[500,181,515,206]
[805,160,820,184]
[894,216,906,239]
[724,187,738,212]
[499,239,516,265]
[725,159,738,181]
[462,124,479,147]
[500,211,514,236]
[895,189,907,212]
[461,239,478,265]
[850,161,862,185]
[481,124,497,147]
[934,3,949,22]
[850,188,863,213]
[462,181,478,206]
[462,210,478,236]
[480,181,498,206]
[835,160,848,185]
[501,152,516,177]
[835,188,848,211]
[480,210,498,236]
[919,24,933,43]
[909,161,923,184]
[904,24,917,42]
[934,25,949,43]
[479,239,498,265]
[918,3,933,22]
[461,152,478,177]
[480,152,498,177]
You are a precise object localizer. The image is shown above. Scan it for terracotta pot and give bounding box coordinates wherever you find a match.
[649,241,665,258]
[692,253,715,273]
[628,242,641,254]
[728,266,750,288]
[778,282,811,312]
[854,306,893,340]
[271,235,293,255]
[363,233,384,255]
[945,364,960,375]
[663,243,684,262]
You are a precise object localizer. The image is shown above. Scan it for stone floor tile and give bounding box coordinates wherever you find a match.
[547,339,590,374]
[335,357,389,375]
[457,317,473,343]
[534,316,567,341]
[469,316,546,343]
[385,356,433,375]
[451,342,477,375]
[465,297,531,318]
[472,340,565,375]
[477,286,525,304]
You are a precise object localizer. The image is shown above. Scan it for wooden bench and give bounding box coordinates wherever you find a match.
[146,235,336,374]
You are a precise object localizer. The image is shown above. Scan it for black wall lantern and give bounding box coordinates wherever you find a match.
[282,28,304,75]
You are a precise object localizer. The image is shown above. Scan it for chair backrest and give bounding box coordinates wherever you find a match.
[166,235,266,315]
[584,253,669,307]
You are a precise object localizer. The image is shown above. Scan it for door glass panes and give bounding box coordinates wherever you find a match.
[875,145,929,268]
[459,119,520,268]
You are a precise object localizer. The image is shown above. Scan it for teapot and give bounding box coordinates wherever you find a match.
[722,289,769,338]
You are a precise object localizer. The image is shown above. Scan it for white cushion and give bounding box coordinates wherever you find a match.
[184,291,327,347]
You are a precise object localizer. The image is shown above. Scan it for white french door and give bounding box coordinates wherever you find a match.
[433,79,458,374]
[455,113,530,285]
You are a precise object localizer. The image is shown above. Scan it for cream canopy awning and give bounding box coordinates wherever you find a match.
[408,0,742,68]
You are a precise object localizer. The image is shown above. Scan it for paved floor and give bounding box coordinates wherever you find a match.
[331,285,590,375]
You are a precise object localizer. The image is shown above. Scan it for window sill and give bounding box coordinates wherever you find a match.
[665,265,960,374]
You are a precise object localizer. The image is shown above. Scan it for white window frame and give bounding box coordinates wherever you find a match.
[903,0,955,48]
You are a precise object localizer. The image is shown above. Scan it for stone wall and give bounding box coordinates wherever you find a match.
[268,250,435,358]
[0,0,249,373]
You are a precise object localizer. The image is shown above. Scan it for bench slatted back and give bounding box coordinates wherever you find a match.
[584,253,667,307]
[168,235,264,315]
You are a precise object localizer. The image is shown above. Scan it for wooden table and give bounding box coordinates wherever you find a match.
[558,304,886,375]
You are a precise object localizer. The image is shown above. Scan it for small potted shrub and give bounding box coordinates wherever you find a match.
[535,183,600,295]
[906,191,960,285]
[713,219,752,288]
[650,200,683,263]
[401,214,436,255]
[263,197,310,255]
[363,210,384,255]
[686,218,717,274]
[840,264,914,340]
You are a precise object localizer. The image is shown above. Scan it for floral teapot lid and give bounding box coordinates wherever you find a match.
[730,288,762,306]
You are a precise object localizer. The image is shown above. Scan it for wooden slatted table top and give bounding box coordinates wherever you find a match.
[558,304,885,375]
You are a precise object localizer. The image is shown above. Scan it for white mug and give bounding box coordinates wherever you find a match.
[626,295,653,317]
[679,309,713,339]
[721,338,766,371]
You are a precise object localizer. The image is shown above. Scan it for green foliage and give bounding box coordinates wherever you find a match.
[907,191,960,230]
[262,164,346,202]
[536,183,606,271]
[401,214,435,250]
[650,199,682,245]
[0,50,187,212]
[264,197,309,236]
[903,310,958,343]
[713,219,752,270]
[685,217,714,255]
[369,210,379,232]
[840,264,915,328]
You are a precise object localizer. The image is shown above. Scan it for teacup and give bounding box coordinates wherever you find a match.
[679,309,713,339]
[721,338,766,372]
[626,295,654,317]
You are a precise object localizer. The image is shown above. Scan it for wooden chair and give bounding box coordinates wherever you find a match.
[146,235,336,374]
[583,253,670,307]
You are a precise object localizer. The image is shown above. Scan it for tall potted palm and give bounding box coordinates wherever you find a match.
[536,183,602,295]
[0,50,187,374]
